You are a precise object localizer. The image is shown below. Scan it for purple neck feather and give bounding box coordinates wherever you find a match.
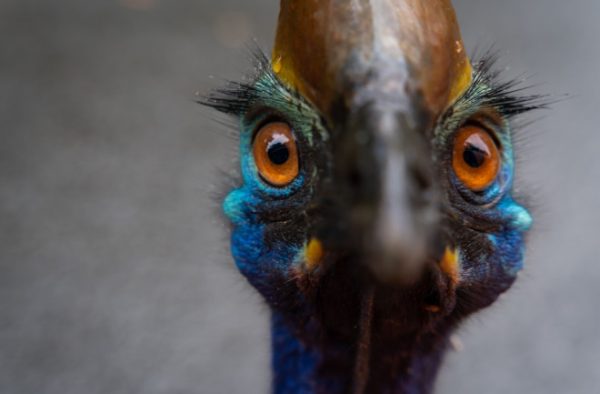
[270,310,452,394]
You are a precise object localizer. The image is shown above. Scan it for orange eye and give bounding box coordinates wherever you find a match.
[452,125,501,191]
[253,122,299,187]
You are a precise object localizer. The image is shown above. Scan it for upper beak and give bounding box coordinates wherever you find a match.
[334,99,441,284]
[271,0,472,284]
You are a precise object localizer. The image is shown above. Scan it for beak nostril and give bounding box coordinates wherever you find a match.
[411,163,432,193]
[408,162,437,212]
[340,151,379,204]
[348,167,362,189]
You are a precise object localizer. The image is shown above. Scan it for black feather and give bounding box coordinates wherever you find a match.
[467,50,553,117]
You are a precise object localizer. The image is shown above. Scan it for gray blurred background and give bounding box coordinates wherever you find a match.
[0,0,598,393]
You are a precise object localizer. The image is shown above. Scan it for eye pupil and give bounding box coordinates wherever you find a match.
[463,145,487,168]
[267,143,290,165]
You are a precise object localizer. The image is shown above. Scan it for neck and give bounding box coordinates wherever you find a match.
[270,311,451,394]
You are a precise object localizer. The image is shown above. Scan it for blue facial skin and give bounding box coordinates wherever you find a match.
[222,71,325,308]
[435,81,533,293]
[219,64,534,393]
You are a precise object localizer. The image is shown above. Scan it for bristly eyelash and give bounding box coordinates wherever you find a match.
[464,50,551,118]
[200,48,552,121]
[198,49,272,116]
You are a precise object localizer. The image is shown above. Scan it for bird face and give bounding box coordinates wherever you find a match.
[209,0,537,339]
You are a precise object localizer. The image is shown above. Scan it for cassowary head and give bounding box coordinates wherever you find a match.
[205,0,541,392]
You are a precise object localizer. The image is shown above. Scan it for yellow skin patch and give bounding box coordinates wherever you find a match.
[448,44,473,107]
[304,238,324,271]
[271,55,306,104]
[272,56,283,75]
[440,247,461,284]
[271,55,304,102]
[424,305,442,313]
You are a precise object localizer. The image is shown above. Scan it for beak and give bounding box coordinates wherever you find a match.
[334,99,441,284]
[271,0,473,284]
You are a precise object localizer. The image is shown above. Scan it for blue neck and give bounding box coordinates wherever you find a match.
[270,311,450,394]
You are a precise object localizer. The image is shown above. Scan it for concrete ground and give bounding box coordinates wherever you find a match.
[1,0,598,393]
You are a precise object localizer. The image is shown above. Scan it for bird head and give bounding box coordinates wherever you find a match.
[207,0,538,340]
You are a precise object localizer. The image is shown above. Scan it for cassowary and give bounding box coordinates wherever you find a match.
[204,0,542,393]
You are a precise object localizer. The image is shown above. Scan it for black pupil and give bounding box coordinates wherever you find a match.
[267,143,290,165]
[463,144,487,168]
